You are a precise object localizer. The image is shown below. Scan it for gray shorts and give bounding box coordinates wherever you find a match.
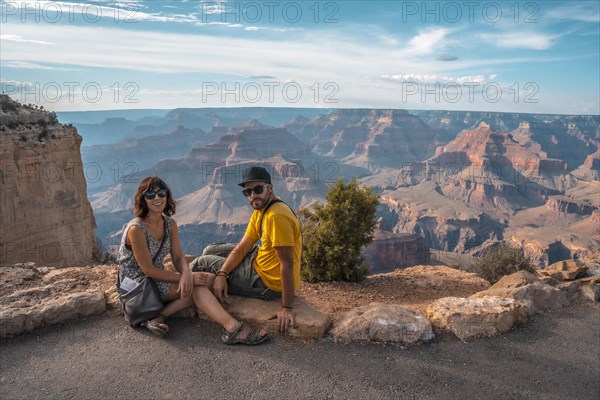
[189,243,281,301]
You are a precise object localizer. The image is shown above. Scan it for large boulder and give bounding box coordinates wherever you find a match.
[471,271,569,314]
[493,270,541,287]
[540,260,588,281]
[0,263,119,337]
[426,296,527,341]
[557,280,584,302]
[330,303,434,344]
[586,268,600,277]
[578,277,600,302]
[209,295,330,338]
[0,287,106,337]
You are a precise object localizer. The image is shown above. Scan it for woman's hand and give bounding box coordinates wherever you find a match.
[177,269,193,298]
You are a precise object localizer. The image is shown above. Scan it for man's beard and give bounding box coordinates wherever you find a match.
[250,197,268,210]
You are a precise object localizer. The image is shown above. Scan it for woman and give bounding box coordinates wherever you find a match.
[117,176,268,345]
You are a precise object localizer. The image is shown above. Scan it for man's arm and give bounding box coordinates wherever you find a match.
[273,245,295,334]
[212,236,257,302]
[274,246,295,307]
[221,236,257,274]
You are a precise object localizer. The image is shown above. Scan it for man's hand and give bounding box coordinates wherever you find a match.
[213,275,229,303]
[191,272,212,286]
[269,307,296,334]
[177,270,193,298]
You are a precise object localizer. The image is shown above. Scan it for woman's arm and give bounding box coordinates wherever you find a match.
[128,225,181,283]
[169,221,193,297]
[169,222,189,275]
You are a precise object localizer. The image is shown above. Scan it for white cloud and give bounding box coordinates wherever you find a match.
[0,21,564,90]
[0,22,414,80]
[382,74,486,84]
[0,34,54,45]
[407,28,450,55]
[0,14,589,113]
[479,32,559,50]
[0,60,81,71]
[545,3,600,23]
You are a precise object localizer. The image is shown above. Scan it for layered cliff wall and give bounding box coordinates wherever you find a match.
[0,96,97,266]
[545,196,597,216]
[363,230,430,274]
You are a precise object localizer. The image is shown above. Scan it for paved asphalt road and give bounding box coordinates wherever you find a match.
[1,302,599,400]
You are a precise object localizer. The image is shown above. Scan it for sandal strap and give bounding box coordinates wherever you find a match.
[245,326,262,343]
[153,314,167,324]
[222,322,268,345]
[222,322,245,345]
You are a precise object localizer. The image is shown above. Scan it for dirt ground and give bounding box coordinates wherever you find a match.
[296,265,491,318]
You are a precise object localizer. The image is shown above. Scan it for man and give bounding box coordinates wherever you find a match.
[190,166,302,334]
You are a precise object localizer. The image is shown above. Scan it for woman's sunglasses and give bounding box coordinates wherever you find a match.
[242,183,269,197]
[144,189,168,200]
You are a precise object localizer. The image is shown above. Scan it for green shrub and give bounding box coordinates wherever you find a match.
[475,243,536,283]
[299,177,378,283]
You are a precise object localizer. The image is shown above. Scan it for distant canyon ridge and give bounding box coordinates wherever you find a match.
[1,96,598,270]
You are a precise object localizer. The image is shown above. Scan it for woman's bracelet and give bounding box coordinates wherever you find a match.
[281,305,294,309]
[216,271,228,278]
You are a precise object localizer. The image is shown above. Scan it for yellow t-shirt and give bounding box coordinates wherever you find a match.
[244,199,302,292]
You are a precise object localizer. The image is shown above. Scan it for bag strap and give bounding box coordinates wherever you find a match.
[152,216,168,265]
[258,198,296,238]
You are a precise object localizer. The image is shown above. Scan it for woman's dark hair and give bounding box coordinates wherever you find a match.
[133,176,176,218]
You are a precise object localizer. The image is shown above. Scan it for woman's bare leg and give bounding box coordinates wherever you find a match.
[161,272,217,317]
[192,286,238,330]
[157,281,267,340]
[192,286,268,338]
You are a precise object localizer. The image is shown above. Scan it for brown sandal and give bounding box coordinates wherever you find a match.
[222,322,269,345]
[143,315,169,337]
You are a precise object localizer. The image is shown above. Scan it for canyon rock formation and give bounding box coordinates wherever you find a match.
[0,95,97,266]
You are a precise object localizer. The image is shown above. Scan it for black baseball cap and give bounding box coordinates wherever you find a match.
[238,166,271,186]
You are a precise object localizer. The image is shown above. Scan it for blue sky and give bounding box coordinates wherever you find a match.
[1,0,598,113]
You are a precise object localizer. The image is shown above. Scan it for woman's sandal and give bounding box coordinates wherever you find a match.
[222,322,269,345]
[143,314,169,337]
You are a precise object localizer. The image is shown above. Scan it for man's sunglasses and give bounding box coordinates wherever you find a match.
[242,183,269,197]
[144,189,168,200]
